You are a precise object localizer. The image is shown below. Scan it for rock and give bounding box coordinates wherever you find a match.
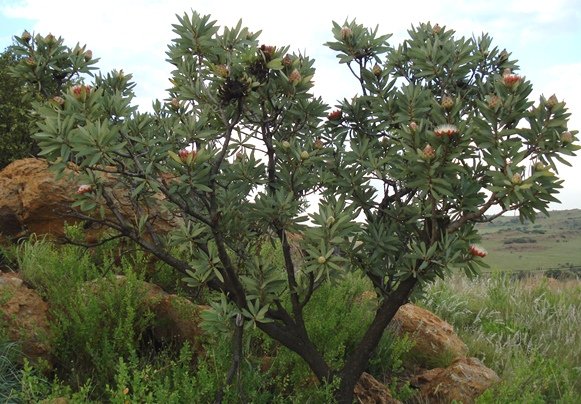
[410,357,500,403]
[390,303,468,367]
[354,372,401,404]
[0,158,75,241]
[0,272,52,366]
[0,158,175,243]
[93,276,207,353]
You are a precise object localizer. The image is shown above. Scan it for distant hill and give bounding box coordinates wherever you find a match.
[476,209,581,272]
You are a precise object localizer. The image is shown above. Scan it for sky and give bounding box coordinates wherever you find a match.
[1,0,580,211]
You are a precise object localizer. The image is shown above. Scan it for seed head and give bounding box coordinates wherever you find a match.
[441,96,454,110]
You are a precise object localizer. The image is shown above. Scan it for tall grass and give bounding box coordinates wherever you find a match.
[420,273,581,403]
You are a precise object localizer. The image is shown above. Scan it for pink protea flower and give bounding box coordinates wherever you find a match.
[76,184,92,195]
[327,110,342,121]
[70,84,92,101]
[434,124,459,137]
[469,244,487,258]
[502,71,521,87]
[422,144,435,160]
[178,148,196,163]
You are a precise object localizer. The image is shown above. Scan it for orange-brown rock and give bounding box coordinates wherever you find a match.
[0,272,52,366]
[354,372,401,404]
[390,303,468,367]
[0,158,75,240]
[410,357,500,403]
[95,276,207,353]
[0,158,175,243]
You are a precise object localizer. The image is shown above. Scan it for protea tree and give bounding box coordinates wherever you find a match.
[13,13,578,402]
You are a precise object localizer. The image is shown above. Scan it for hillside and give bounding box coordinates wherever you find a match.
[476,209,581,272]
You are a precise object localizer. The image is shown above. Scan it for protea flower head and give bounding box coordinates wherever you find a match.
[300,151,310,160]
[84,50,93,61]
[70,84,92,101]
[327,110,342,121]
[51,96,65,108]
[487,95,501,109]
[561,131,573,144]
[282,54,293,67]
[372,64,382,77]
[511,173,522,185]
[317,256,327,264]
[422,144,435,160]
[289,69,302,85]
[546,94,558,109]
[178,148,196,163]
[432,23,442,34]
[409,121,418,132]
[21,30,31,43]
[469,244,487,258]
[434,124,459,137]
[314,138,324,150]
[215,64,229,78]
[76,184,92,195]
[340,26,353,40]
[502,70,521,87]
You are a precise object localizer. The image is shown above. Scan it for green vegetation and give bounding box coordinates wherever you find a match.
[2,237,580,402]
[423,273,581,403]
[476,209,581,271]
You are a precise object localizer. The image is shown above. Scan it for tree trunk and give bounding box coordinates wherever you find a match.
[334,275,418,403]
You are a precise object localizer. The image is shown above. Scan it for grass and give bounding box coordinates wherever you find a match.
[476,209,581,272]
[420,272,581,403]
[2,232,580,402]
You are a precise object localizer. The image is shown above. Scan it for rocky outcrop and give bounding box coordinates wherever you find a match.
[391,303,469,366]
[411,357,500,403]
[354,372,401,404]
[0,158,75,241]
[0,272,52,366]
[0,158,175,243]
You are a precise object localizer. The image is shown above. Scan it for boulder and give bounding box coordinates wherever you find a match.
[0,158,175,243]
[390,303,468,366]
[0,158,75,241]
[354,372,401,404]
[410,357,500,403]
[0,272,52,366]
[92,276,207,353]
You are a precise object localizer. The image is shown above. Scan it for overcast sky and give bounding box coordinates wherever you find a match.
[1,0,580,210]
